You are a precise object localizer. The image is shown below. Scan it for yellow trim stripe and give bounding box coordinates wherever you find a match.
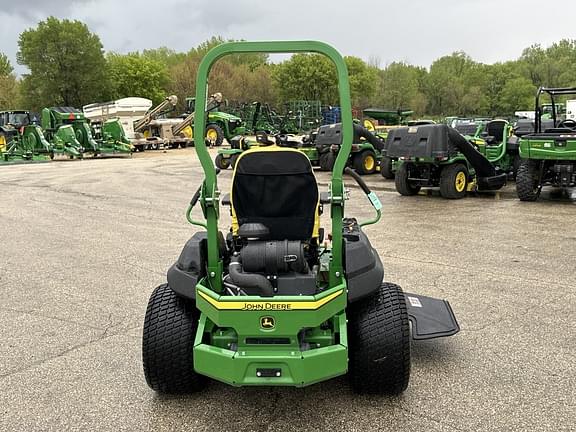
[197,289,344,311]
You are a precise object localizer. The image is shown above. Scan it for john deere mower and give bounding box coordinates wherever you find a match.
[142,41,459,394]
[516,87,576,201]
[308,122,386,174]
[386,122,515,199]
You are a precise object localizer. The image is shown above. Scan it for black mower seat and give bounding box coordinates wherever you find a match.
[231,146,319,241]
[484,120,506,145]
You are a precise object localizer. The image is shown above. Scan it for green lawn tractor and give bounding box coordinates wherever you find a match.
[185,95,245,146]
[516,87,576,201]
[142,41,459,394]
[89,118,133,156]
[0,111,51,163]
[387,123,510,199]
[41,107,98,159]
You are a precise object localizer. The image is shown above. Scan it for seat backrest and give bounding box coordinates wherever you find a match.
[486,120,506,144]
[231,147,319,240]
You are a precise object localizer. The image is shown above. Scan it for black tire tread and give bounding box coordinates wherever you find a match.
[348,282,411,394]
[380,156,394,179]
[516,159,541,201]
[142,284,206,393]
[353,150,377,175]
[319,151,335,171]
[214,153,229,170]
[439,163,467,199]
[206,123,225,146]
[395,163,420,196]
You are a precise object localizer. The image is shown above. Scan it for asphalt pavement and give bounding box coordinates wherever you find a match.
[0,148,574,431]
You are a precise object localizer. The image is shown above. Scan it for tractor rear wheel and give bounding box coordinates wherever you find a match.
[516,159,541,201]
[380,156,394,179]
[440,163,468,199]
[319,151,335,171]
[206,123,224,147]
[142,284,207,393]
[348,282,411,394]
[395,163,420,196]
[353,150,377,175]
[215,153,230,170]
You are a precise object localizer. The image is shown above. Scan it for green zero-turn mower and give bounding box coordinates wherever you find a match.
[386,122,514,199]
[516,87,576,201]
[142,41,459,394]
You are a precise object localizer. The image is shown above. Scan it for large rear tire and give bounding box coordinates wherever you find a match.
[395,163,421,196]
[516,159,541,201]
[353,150,377,175]
[440,163,468,199]
[348,282,411,395]
[206,123,224,147]
[142,284,207,394]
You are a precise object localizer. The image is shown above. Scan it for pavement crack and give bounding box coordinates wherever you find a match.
[0,306,105,330]
[0,330,119,380]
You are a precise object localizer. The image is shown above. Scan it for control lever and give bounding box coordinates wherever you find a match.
[344,167,382,226]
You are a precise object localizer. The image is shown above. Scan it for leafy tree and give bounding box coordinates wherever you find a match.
[0,53,14,76]
[106,53,169,105]
[377,62,427,113]
[500,77,535,114]
[271,54,338,104]
[0,53,20,110]
[142,47,186,67]
[345,56,379,107]
[0,75,20,110]
[17,17,107,110]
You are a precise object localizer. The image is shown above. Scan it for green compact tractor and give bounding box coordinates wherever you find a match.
[142,41,459,394]
[516,87,576,201]
[185,96,245,146]
[41,107,98,159]
[387,123,513,199]
[0,111,51,163]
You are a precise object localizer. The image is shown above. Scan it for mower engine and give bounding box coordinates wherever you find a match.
[225,223,317,297]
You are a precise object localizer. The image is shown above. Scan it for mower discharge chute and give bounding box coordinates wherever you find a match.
[142,41,459,394]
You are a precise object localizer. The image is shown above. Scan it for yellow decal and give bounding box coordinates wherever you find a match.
[197,289,344,311]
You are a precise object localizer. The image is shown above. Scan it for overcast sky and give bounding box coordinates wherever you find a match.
[1,0,575,74]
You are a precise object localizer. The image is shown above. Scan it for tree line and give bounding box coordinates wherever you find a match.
[1,16,576,118]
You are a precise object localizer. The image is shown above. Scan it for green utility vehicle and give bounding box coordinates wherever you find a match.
[142,41,459,394]
[41,107,98,158]
[387,123,512,199]
[516,87,576,201]
[0,111,50,163]
[185,96,245,146]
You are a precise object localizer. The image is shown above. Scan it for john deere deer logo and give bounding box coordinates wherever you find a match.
[260,316,275,329]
